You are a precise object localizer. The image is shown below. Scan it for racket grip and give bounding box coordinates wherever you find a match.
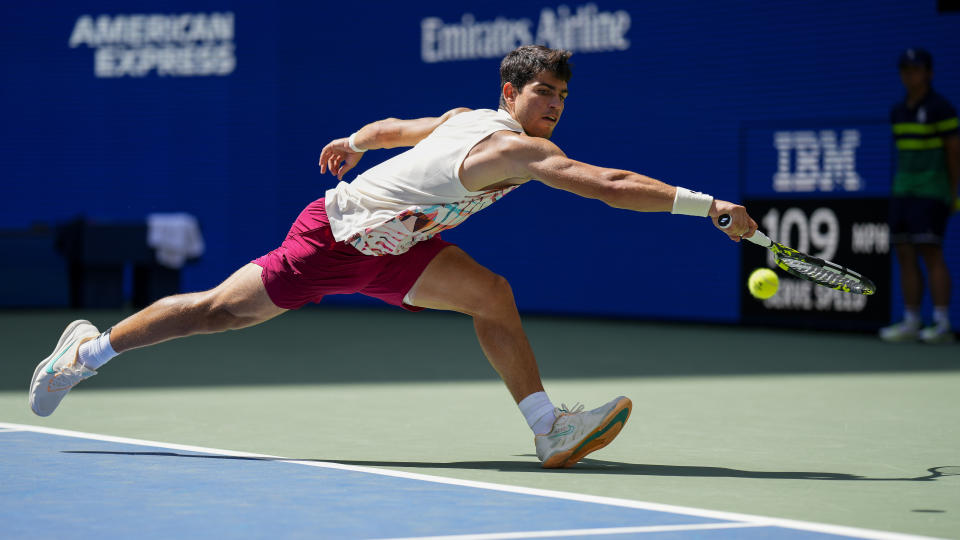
[717,214,772,247]
[744,230,773,247]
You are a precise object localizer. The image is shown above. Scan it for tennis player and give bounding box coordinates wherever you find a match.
[30,45,757,468]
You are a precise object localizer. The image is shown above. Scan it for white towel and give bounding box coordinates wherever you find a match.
[146,213,205,269]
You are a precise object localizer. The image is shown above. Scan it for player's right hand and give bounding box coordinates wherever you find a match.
[319,138,364,181]
[709,200,757,242]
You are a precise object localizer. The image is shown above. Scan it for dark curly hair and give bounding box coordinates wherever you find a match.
[499,45,572,108]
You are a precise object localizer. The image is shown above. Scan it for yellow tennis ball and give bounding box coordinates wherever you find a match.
[748,268,779,300]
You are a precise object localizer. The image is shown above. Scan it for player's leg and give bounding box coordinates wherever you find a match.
[109,263,287,354]
[404,246,631,468]
[29,263,286,416]
[404,246,543,403]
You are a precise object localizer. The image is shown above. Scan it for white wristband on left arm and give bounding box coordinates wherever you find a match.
[671,187,714,217]
[348,132,366,153]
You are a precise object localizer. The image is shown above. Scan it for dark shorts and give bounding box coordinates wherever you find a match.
[889,196,950,245]
[252,198,453,310]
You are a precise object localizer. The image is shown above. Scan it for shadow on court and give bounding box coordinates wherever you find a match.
[60,450,958,482]
[3,308,958,391]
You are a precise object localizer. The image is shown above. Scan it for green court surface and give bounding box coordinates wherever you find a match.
[2,309,958,538]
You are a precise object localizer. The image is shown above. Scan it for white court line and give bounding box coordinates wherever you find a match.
[0,422,939,540]
[377,522,766,539]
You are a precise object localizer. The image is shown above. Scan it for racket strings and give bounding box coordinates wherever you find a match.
[780,257,861,288]
[767,241,876,295]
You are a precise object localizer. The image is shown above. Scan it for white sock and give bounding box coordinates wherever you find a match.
[933,307,950,328]
[518,391,557,435]
[903,308,921,327]
[77,329,118,370]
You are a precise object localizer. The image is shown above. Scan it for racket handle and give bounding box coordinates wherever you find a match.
[717,214,772,247]
[744,230,773,247]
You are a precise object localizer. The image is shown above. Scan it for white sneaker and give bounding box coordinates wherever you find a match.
[879,321,920,342]
[919,325,955,344]
[29,320,100,417]
[535,396,631,468]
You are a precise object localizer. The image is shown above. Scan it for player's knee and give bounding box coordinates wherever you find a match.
[195,293,245,332]
[474,274,516,318]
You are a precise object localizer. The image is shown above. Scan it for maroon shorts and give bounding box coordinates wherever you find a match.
[252,198,453,311]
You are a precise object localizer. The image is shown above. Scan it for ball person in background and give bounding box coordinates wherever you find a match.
[29,46,757,468]
[880,48,959,344]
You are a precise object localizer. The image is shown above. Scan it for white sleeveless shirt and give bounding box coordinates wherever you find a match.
[324,108,523,256]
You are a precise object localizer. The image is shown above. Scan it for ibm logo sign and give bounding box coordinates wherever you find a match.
[773,130,861,193]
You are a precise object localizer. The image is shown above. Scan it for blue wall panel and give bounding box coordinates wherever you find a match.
[2,1,958,324]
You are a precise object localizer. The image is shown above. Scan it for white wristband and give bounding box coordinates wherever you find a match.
[671,187,713,217]
[348,132,366,153]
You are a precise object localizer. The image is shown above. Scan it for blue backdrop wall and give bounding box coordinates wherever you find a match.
[2,1,958,325]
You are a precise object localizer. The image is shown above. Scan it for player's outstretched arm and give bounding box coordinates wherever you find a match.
[358,107,472,149]
[507,134,757,241]
[319,107,470,180]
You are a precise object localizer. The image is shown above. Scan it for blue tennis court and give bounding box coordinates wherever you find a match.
[0,422,931,540]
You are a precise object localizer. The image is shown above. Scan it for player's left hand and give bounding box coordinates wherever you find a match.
[709,199,757,242]
[319,138,364,181]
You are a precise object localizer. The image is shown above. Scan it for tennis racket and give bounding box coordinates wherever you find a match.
[718,214,877,295]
